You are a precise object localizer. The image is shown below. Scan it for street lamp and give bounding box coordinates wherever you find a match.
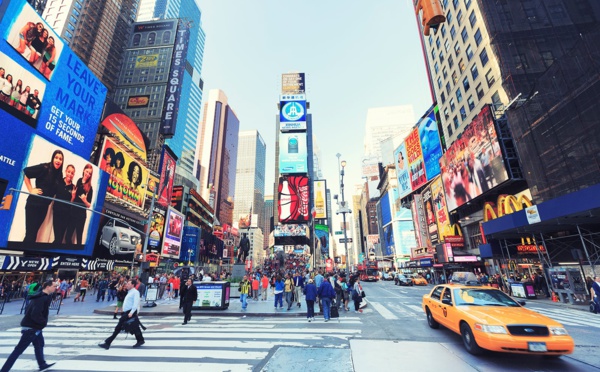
[336,155,351,272]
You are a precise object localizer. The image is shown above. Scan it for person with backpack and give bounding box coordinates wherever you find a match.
[317,273,336,322]
[340,276,350,311]
[96,277,108,302]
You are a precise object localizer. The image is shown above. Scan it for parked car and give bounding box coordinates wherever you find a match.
[99,219,142,255]
[382,272,394,281]
[395,274,413,286]
[422,272,574,356]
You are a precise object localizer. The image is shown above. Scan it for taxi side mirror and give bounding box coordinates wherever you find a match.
[442,298,452,306]
[518,300,526,306]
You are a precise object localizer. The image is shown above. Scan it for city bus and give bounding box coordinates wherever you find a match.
[357,261,379,282]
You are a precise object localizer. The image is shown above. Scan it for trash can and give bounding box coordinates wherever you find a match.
[191,281,230,310]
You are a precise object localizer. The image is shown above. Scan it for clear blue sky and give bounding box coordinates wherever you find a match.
[197,0,433,200]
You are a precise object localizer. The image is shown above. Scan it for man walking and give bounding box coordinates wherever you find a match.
[592,276,600,314]
[181,278,197,325]
[317,274,336,322]
[1,281,56,372]
[293,271,304,308]
[239,275,251,311]
[96,276,108,302]
[98,279,145,349]
[261,274,269,301]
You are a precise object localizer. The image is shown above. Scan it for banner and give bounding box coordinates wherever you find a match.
[382,224,395,256]
[418,107,443,181]
[273,224,309,237]
[156,146,176,208]
[313,180,327,219]
[405,128,427,190]
[315,224,329,256]
[422,185,438,245]
[238,214,258,229]
[366,235,379,258]
[278,175,309,223]
[394,143,411,198]
[162,207,183,258]
[430,176,451,240]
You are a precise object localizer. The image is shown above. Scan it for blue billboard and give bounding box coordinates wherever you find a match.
[382,224,395,256]
[279,96,307,131]
[418,107,443,182]
[279,132,308,174]
[181,225,200,262]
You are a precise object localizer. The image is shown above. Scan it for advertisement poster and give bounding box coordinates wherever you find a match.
[278,175,309,223]
[418,108,443,182]
[366,235,379,258]
[161,22,189,137]
[440,105,509,211]
[430,176,451,240]
[422,185,438,245]
[93,207,144,263]
[194,284,223,307]
[162,207,183,258]
[237,214,258,229]
[1,0,107,157]
[315,224,329,256]
[274,224,309,237]
[278,132,307,174]
[147,206,165,253]
[156,146,176,208]
[281,73,305,94]
[170,185,183,212]
[5,134,108,255]
[313,179,327,219]
[279,95,307,131]
[100,102,147,161]
[382,224,395,256]
[405,128,427,190]
[99,137,148,210]
[394,143,411,198]
[181,225,199,263]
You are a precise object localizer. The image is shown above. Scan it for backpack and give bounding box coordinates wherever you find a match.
[28,283,40,295]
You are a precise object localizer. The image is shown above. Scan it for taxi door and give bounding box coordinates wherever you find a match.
[439,287,459,332]
[424,286,446,324]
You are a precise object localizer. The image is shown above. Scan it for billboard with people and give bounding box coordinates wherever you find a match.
[162,207,183,258]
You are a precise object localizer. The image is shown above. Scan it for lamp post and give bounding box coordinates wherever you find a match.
[337,154,351,272]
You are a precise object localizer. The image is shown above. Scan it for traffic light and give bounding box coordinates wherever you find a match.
[415,0,446,36]
[1,194,13,210]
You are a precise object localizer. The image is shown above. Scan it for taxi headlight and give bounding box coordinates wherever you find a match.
[474,323,507,334]
[549,327,569,335]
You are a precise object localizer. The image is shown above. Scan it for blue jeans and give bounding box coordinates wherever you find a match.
[322,297,332,320]
[1,329,47,372]
[240,293,248,309]
[306,300,315,318]
[274,292,283,308]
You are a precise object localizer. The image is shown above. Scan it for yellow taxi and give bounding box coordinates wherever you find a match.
[421,272,574,356]
[409,273,429,286]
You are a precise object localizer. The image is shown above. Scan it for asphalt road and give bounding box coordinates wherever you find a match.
[359,280,600,371]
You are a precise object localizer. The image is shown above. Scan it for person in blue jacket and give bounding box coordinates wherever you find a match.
[303,279,317,322]
[317,274,336,322]
[273,275,285,310]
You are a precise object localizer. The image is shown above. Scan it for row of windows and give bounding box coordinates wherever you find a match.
[132,31,172,47]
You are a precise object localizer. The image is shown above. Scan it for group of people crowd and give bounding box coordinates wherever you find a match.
[0,67,41,117]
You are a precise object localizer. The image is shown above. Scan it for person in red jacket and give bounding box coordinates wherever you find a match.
[173,276,181,299]
[251,277,260,300]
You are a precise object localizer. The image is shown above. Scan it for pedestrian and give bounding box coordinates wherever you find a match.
[179,277,188,310]
[98,279,145,349]
[293,271,304,308]
[75,277,88,302]
[251,276,259,301]
[239,275,251,311]
[113,279,127,319]
[181,278,197,325]
[96,276,108,302]
[1,280,56,372]
[340,276,350,311]
[260,274,269,301]
[352,276,364,313]
[284,273,295,310]
[173,275,180,299]
[108,276,118,302]
[591,276,600,314]
[314,270,324,313]
[317,274,336,322]
[273,275,284,310]
[58,279,68,304]
[304,278,317,322]
[158,274,167,299]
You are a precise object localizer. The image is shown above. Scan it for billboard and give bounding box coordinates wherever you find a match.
[430,176,451,240]
[162,207,183,258]
[281,72,305,94]
[405,128,427,190]
[92,207,144,263]
[135,54,159,68]
[315,224,329,256]
[181,226,199,263]
[126,95,150,109]
[273,224,309,237]
[237,213,258,229]
[422,185,438,245]
[99,137,148,210]
[147,206,166,254]
[170,185,184,212]
[313,179,327,219]
[156,146,176,208]
[382,224,395,256]
[5,135,108,255]
[279,95,307,131]
[418,107,443,181]
[100,101,147,161]
[278,175,309,223]
[366,235,379,258]
[440,105,509,211]
[279,132,307,174]
[160,22,190,137]
[394,143,411,198]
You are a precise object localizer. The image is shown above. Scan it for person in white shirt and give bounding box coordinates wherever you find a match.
[0,71,14,104]
[97,280,145,349]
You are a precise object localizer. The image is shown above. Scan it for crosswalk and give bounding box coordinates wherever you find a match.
[0,315,362,371]
[365,299,425,320]
[527,306,600,329]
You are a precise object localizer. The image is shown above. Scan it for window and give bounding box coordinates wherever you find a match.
[458,59,466,72]
[437,77,443,89]
[466,45,474,61]
[439,51,445,63]
[524,7,537,22]
[474,29,482,46]
[480,48,489,67]
[465,0,472,9]
[469,10,477,27]
[125,70,134,76]
[140,68,149,75]
[514,54,529,69]
[148,109,158,116]
[154,75,163,82]
[444,39,450,52]
[452,71,458,84]
[72,8,79,16]
[491,91,502,107]
[463,76,470,91]
[447,124,453,136]
[456,88,463,103]
[442,0,449,9]
[447,11,453,24]
[429,35,433,46]
[74,1,82,9]
[431,49,436,60]
[457,10,463,23]
[162,31,171,44]
[149,101,159,108]
[476,83,484,100]
[133,34,141,47]
[434,62,439,74]
[441,24,446,37]
[467,95,475,110]
[436,38,441,49]
[450,25,456,40]
[454,42,461,56]
[471,64,479,80]
[448,55,454,68]
[443,108,450,121]
[460,106,467,120]
[485,70,496,88]
[69,15,77,24]
[541,51,555,68]
[452,0,459,9]
[442,67,448,79]
[147,32,156,45]
[461,27,468,42]
[440,92,446,104]
[65,30,72,39]
[453,116,460,129]
[446,82,451,94]
[132,110,141,118]
[450,98,456,111]
[67,23,74,32]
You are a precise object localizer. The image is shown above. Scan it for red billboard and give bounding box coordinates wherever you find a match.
[405,128,427,190]
[157,146,177,208]
[278,175,309,223]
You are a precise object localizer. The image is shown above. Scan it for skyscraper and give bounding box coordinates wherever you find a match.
[198,89,240,226]
[41,0,139,93]
[363,105,416,161]
[233,130,267,234]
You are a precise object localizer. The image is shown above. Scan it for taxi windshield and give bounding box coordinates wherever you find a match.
[453,289,521,307]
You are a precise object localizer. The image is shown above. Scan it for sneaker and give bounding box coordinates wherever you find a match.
[324,319,329,322]
[132,341,145,348]
[308,318,312,322]
[39,362,56,371]
[98,343,110,350]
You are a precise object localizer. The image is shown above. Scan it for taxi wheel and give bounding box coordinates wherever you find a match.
[460,323,483,355]
[426,308,439,329]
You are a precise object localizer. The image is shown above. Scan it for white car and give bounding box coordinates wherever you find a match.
[99,219,141,255]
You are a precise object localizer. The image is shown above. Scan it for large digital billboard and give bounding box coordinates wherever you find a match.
[315,224,329,256]
[162,207,183,258]
[430,176,451,240]
[279,132,307,173]
[156,146,176,208]
[281,73,305,94]
[92,207,144,263]
[5,135,108,255]
[100,102,147,162]
[274,224,309,237]
[313,179,327,219]
[280,94,307,131]
[418,107,443,181]
[405,128,427,190]
[278,175,309,223]
[421,185,438,245]
[394,143,411,198]
[440,105,509,211]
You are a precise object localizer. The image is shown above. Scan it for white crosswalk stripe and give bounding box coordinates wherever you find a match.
[527,306,600,328]
[0,315,363,371]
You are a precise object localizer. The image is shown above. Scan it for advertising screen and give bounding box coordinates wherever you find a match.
[313,179,327,219]
[99,137,148,210]
[147,206,166,254]
[279,132,307,174]
[382,224,395,256]
[273,224,309,237]
[156,146,176,208]
[440,105,509,211]
[366,235,379,258]
[278,175,309,223]
[394,143,411,198]
[422,185,438,245]
[430,176,451,240]
[100,102,147,161]
[93,207,144,263]
[315,224,329,255]
[279,96,307,131]
[418,107,443,181]
[237,214,258,229]
[162,207,183,258]
[5,135,108,255]
[281,73,305,94]
[181,225,199,263]
[405,128,427,190]
[170,185,184,211]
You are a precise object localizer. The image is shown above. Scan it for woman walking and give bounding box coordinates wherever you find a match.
[304,279,317,322]
[352,276,364,313]
[273,275,284,310]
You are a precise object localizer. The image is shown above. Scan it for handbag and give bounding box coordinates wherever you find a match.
[361,291,366,298]
[122,316,139,335]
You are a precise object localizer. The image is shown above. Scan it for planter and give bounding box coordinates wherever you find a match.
[230,283,240,298]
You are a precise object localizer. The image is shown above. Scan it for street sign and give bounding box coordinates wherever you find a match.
[339,238,353,243]
[335,231,343,235]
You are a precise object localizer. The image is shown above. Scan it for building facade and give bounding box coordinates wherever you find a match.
[363,105,416,161]
[262,195,274,250]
